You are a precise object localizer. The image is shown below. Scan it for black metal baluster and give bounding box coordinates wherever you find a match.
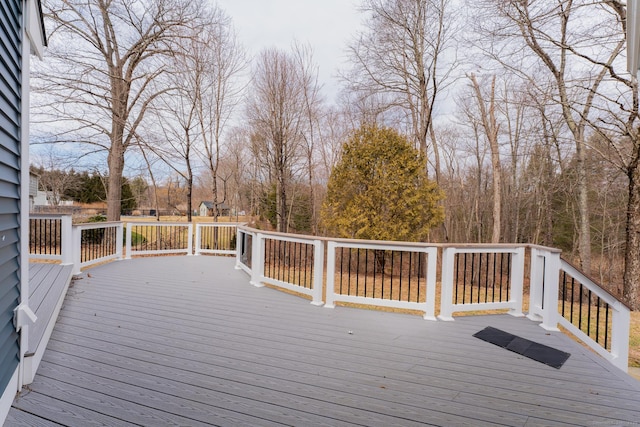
[605,305,610,350]
[570,276,575,324]
[376,250,387,298]
[596,296,601,346]
[399,251,404,302]
[390,250,394,300]
[347,247,352,295]
[298,241,303,286]
[483,252,488,303]
[372,249,377,298]
[364,248,369,297]
[417,252,422,302]
[308,244,313,289]
[562,271,567,317]
[578,283,584,331]
[455,253,460,304]
[470,253,475,304]
[340,246,344,294]
[587,289,592,338]
[407,252,419,302]
[506,253,511,301]
[355,248,361,296]
[278,239,283,281]
[492,252,497,302]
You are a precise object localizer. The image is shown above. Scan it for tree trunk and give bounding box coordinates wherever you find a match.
[429,125,441,185]
[470,74,501,243]
[106,144,124,221]
[277,172,287,232]
[186,175,193,222]
[575,134,591,273]
[624,151,640,310]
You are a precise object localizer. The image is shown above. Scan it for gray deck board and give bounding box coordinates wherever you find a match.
[27,263,73,354]
[9,256,640,426]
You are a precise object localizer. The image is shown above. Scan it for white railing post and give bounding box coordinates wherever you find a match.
[125,223,132,260]
[235,229,243,269]
[527,247,544,321]
[71,225,82,276]
[324,241,336,308]
[310,239,324,306]
[250,232,264,287]
[195,224,202,256]
[540,251,560,331]
[509,247,525,317]
[116,223,124,260]
[424,247,438,320]
[60,215,73,265]
[611,303,630,371]
[187,223,194,255]
[438,247,456,321]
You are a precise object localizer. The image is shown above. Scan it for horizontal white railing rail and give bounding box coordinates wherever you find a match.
[125,222,193,258]
[325,239,438,320]
[72,222,124,275]
[195,223,243,255]
[438,245,526,321]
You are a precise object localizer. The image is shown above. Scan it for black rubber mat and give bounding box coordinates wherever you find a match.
[473,326,570,369]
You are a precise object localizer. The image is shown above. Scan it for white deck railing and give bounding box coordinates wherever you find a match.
[28,214,73,264]
[528,247,630,371]
[235,225,631,372]
[241,229,324,306]
[27,217,632,372]
[194,223,241,255]
[29,215,123,274]
[325,239,438,320]
[72,221,124,275]
[438,245,526,321]
[125,222,193,258]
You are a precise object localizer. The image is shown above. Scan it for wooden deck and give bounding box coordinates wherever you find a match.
[28,263,74,356]
[7,256,640,426]
[24,262,74,385]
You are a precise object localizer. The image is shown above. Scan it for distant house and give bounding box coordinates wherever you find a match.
[29,172,39,210]
[198,201,231,217]
[29,172,74,209]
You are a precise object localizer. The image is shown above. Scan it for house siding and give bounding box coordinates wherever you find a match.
[0,0,22,395]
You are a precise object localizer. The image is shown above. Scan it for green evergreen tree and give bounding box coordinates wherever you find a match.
[321,125,444,241]
[259,183,313,233]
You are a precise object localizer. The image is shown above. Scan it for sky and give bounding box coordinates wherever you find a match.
[214,0,364,102]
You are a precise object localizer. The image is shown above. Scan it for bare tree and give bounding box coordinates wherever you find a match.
[192,9,247,221]
[472,0,627,273]
[246,47,320,232]
[37,0,204,221]
[294,44,323,233]
[468,0,640,306]
[344,0,458,182]
[587,0,640,309]
[469,74,502,243]
[146,73,199,221]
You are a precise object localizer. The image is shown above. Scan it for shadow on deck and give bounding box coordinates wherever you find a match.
[8,256,640,426]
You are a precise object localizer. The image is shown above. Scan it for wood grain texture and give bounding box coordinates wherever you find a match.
[8,256,640,426]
